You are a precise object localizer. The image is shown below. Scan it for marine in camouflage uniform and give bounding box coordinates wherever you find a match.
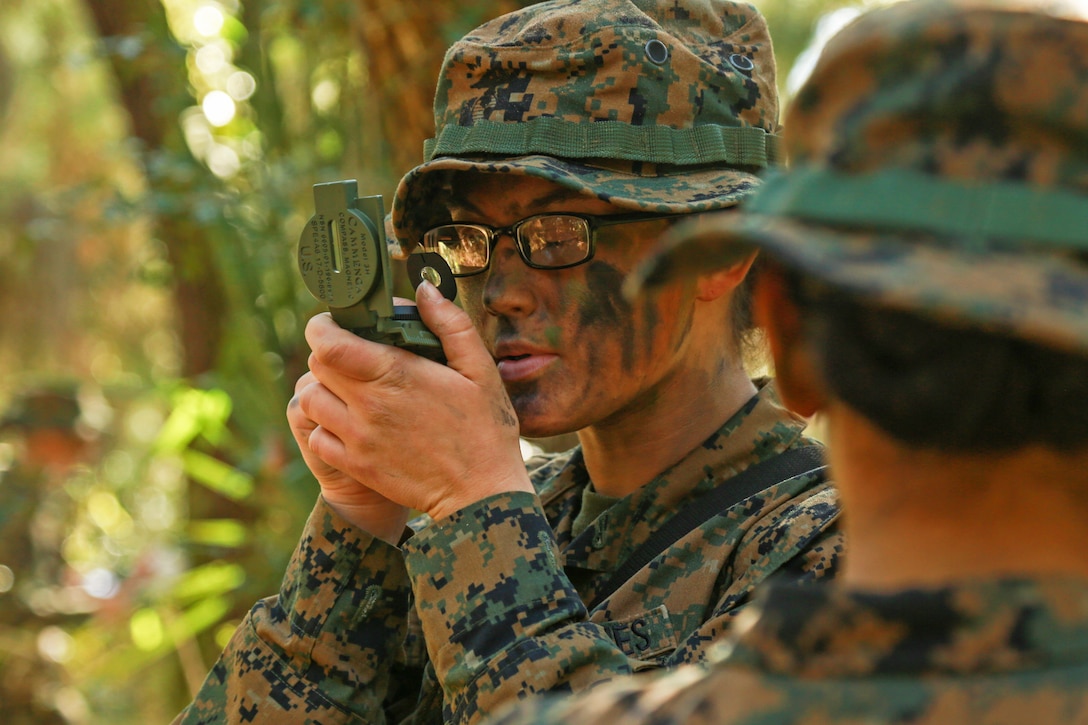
[483,2,1088,723]
[178,387,838,724]
[175,1,843,723]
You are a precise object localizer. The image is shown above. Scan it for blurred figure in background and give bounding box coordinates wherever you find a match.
[0,385,97,724]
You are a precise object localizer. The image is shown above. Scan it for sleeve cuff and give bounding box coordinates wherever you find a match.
[270,496,413,688]
[276,496,405,634]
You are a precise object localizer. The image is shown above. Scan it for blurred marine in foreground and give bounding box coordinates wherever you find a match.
[487,1,1088,722]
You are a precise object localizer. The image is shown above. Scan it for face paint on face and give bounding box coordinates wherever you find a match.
[442,172,708,438]
[544,325,563,348]
[579,261,639,374]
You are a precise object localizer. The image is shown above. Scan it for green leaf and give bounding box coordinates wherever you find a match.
[153,386,234,452]
[169,595,234,642]
[182,449,253,500]
[187,518,248,548]
[129,607,165,651]
[170,560,245,603]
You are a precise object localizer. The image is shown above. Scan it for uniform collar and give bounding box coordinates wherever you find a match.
[553,380,809,573]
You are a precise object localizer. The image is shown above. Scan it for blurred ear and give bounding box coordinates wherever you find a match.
[695,250,758,301]
[753,265,827,417]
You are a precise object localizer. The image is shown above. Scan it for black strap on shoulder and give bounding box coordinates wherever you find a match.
[586,445,826,610]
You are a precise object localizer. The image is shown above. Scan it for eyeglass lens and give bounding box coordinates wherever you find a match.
[423,214,592,276]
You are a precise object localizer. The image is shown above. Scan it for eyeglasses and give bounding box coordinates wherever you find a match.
[419,211,683,277]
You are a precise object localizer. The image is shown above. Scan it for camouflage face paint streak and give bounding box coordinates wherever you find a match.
[545,325,563,348]
[505,378,543,425]
[580,261,639,373]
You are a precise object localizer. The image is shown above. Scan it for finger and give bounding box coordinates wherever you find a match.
[294,378,351,442]
[285,392,343,480]
[287,373,318,436]
[286,393,316,443]
[414,280,497,382]
[305,424,348,471]
[290,382,351,470]
[293,370,317,396]
[305,313,397,384]
[287,395,324,466]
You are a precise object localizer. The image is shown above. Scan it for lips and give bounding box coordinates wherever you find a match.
[493,342,559,383]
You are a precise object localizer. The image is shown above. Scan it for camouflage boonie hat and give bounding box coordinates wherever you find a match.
[637,0,1088,355]
[389,0,782,251]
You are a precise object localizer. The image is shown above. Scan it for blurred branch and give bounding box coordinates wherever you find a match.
[0,37,11,126]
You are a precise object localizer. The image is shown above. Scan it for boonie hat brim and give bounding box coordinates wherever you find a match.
[634,212,1088,356]
[390,154,762,253]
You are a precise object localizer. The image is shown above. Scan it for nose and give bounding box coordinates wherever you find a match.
[482,232,536,316]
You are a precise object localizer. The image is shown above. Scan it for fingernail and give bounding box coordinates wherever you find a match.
[416,279,441,302]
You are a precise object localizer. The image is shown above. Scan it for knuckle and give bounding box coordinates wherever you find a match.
[350,392,392,433]
[316,338,352,369]
[380,357,412,390]
[286,396,304,426]
[439,303,474,333]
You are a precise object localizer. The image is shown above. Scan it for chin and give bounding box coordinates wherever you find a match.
[513,409,578,441]
[516,418,562,440]
[508,386,585,440]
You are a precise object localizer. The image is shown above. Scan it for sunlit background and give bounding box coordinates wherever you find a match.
[0,0,883,721]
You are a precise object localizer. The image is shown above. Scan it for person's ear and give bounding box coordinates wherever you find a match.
[753,265,827,417]
[695,250,758,301]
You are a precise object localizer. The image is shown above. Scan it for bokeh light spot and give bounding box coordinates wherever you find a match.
[202,90,236,127]
[193,6,225,37]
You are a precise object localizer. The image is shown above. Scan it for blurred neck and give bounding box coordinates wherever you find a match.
[826,402,1088,590]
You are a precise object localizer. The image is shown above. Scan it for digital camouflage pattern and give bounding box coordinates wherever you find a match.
[390,0,783,250]
[636,0,1088,357]
[174,384,842,724]
[497,2,1088,724]
[177,2,843,723]
[486,577,1088,724]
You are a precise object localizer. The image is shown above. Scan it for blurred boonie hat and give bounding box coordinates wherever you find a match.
[636,0,1088,356]
[389,0,782,251]
[0,387,82,433]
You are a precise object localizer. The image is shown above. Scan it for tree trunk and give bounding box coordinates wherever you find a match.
[354,0,536,178]
[83,0,227,377]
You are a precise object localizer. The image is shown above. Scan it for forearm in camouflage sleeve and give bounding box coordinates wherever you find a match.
[403,492,657,725]
[173,497,416,724]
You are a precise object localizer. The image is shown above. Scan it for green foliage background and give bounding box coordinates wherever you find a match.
[0,0,873,721]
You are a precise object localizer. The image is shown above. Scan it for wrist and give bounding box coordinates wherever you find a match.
[320,495,410,545]
[426,473,534,523]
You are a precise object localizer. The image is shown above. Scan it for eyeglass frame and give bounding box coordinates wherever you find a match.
[418,211,685,277]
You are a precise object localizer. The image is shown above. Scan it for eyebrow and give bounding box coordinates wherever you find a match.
[447,184,589,218]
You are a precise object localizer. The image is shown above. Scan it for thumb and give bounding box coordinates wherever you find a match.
[415,280,496,381]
